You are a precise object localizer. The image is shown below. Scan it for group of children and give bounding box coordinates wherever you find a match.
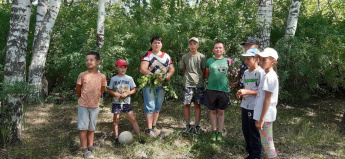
[76,37,279,159]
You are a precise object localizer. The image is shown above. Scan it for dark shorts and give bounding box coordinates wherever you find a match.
[183,87,205,105]
[111,103,133,114]
[205,89,230,110]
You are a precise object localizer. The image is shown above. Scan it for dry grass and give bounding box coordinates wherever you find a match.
[1,98,344,159]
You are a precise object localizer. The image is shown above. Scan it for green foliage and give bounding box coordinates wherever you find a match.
[137,74,178,99]
[0,0,344,102]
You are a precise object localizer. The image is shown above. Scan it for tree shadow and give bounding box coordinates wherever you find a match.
[4,103,80,158]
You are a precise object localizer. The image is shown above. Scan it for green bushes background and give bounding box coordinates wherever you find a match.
[0,0,344,102]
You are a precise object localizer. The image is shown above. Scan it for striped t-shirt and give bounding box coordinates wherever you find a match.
[141,51,173,74]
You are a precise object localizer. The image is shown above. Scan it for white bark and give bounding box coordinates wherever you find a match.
[256,0,273,50]
[285,0,301,36]
[97,0,105,48]
[33,0,49,42]
[28,0,62,95]
[3,0,32,142]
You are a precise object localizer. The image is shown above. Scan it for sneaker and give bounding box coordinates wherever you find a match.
[216,132,223,141]
[184,125,193,133]
[113,138,120,145]
[194,126,201,134]
[153,127,161,136]
[87,146,94,152]
[244,155,251,159]
[148,131,156,138]
[83,150,94,159]
[210,131,217,141]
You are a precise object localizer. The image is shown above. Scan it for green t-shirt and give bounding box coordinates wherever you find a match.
[206,58,229,92]
[180,53,206,87]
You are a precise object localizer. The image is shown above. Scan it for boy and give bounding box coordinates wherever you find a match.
[231,37,259,88]
[236,48,265,159]
[180,37,206,134]
[107,59,140,144]
[76,51,107,159]
[205,41,230,141]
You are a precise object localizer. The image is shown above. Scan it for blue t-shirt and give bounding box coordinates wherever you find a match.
[108,75,136,104]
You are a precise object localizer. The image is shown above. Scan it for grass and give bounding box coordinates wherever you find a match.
[0,98,344,159]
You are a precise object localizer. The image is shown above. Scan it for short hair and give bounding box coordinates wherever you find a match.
[86,51,100,60]
[149,36,163,51]
[213,41,225,48]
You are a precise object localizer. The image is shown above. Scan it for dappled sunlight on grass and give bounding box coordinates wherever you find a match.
[1,98,344,158]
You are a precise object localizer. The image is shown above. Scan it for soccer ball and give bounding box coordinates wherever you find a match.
[118,131,133,144]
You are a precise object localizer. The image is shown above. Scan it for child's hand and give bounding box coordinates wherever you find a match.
[114,92,121,99]
[255,120,264,130]
[236,89,246,99]
[230,81,237,88]
[120,92,129,98]
[230,82,238,88]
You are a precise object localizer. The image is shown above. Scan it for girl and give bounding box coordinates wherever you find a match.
[140,36,175,138]
[254,48,279,159]
[236,48,265,159]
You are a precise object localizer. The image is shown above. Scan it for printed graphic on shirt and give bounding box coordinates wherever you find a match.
[210,62,228,75]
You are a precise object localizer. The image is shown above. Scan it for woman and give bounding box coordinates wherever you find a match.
[140,36,175,137]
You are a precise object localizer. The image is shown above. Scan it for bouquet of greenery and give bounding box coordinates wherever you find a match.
[137,73,178,99]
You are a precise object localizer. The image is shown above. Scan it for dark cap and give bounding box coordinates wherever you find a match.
[240,37,259,45]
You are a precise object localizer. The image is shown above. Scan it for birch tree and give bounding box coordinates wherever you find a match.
[2,0,32,143]
[285,0,301,36]
[256,0,273,50]
[28,0,62,96]
[96,0,105,48]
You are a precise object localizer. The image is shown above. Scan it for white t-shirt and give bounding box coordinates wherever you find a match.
[240,67,265,110]
[254,70,279,122]
[108,75,136,104]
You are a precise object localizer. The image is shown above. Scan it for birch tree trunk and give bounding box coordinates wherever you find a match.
[256,0,273,50]
[96,0,105,48]
[2,0,32,143]
[33,0,49,47]
[285,0,301,36]
[28,0,62,96]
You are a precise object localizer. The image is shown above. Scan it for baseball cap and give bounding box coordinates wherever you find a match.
[256,48,278,60]
[115,59,128,66]
[189,37,199,43]
[241,48,260,57]
[240,37,259,45]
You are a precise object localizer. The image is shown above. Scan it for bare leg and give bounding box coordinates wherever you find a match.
[152,112,159,127]
[216,109,224,132]
[210,110,217,131]
[194,103,201,122]
[126,111,140,135]
[86,131,94,147]
[145,113,153,129]
[113,114,120,137]
[184,104,191,120]
[79,130,88,149]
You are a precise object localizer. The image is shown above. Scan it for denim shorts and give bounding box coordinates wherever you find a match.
[143,86,166,114]
[183,87,205,105]
[77,106,99,131]
[111,103,133,114]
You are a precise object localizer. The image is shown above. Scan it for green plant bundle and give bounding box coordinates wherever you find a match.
[137,74,178,99]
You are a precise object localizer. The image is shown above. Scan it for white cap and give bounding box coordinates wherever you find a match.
[256,48,278,60]
[188,37,199,43]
